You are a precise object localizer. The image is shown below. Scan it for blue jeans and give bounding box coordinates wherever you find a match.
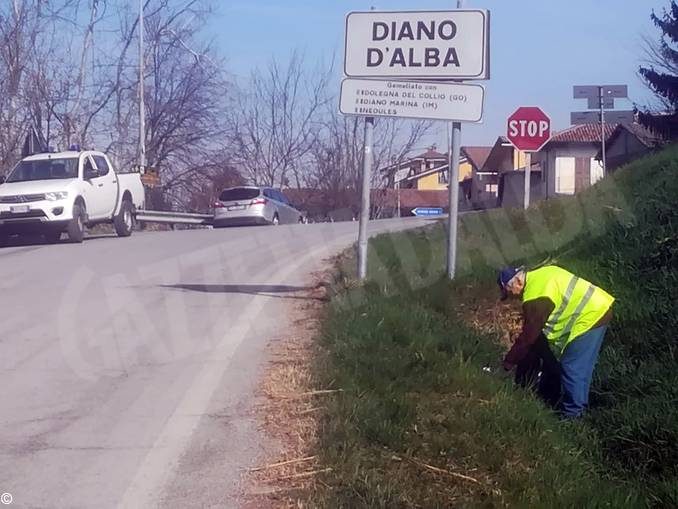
[559,326,607,418]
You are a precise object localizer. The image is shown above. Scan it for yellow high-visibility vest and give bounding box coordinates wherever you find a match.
[522,265,615,354]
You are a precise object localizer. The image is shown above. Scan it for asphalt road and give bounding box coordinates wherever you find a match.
[0,217,432,508]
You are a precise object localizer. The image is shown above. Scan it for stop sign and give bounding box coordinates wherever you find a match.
[506,107,551,152]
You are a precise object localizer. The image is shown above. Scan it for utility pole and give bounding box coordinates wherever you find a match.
[357,117,374,280]
[138,0,146,172]
[446,0,464,279]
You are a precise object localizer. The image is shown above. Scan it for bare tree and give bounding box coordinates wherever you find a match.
[135,1,232,209]
[184,154,244,213]
[0,0,142,160]
[230,51,333,188]
[304,108,434,218]
[0,0,74,169]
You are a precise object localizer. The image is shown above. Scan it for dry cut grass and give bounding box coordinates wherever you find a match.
[242,267,336,508]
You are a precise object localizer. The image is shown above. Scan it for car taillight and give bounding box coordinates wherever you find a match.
[250,198,267,206]
[214,201,225,208]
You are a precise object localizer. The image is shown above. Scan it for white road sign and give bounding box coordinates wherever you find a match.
[344,10,490,79]
[573,85,628,99]
[587,96,615,109]
[605,110,635,124]
[340,78,484,122]
[571,111,600,124]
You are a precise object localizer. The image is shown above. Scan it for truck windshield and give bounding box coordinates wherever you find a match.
[6,158,79,183]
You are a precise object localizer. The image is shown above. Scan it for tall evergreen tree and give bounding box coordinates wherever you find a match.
[639,1,678,138]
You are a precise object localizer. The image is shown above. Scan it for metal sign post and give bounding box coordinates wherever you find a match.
[523,152,531,209]
[446,0,465,280]
[599,87,607,174]
[357,117,374,280]
[447,120,461,279]
[572,84,631,176]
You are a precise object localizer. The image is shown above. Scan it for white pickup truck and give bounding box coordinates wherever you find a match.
[0,150,145,244]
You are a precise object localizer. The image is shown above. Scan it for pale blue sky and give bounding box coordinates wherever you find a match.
[210,0,669,147]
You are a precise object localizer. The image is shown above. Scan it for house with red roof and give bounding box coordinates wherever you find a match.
[380,145,491,191]
[456,145,493,208]
[598,123,663,170]
[498,122,663,207]
[377,144,493,215]
[471,137,532,209]
[530,123,617,199]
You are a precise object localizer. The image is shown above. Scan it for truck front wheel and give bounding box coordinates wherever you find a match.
[114,200,134,237]
[67,203,86,243]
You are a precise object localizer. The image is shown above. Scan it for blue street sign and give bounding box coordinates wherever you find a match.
[412,207,444,217]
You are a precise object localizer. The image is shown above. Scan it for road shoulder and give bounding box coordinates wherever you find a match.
[242,266,334,508]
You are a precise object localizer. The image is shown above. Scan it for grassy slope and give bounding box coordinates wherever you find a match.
[311,146,678,507]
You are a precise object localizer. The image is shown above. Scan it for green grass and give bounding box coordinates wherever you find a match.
[310,146,678,507]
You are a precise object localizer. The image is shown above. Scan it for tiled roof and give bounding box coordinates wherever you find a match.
[621,122,664,147]
[595,122,665,159]
[462,146,492,170]
[413,148,447,160]
[549,123,618,143]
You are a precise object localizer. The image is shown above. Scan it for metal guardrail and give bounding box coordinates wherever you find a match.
[135,210,213,225]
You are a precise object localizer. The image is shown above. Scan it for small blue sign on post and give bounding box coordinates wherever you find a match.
[412,207,444,217]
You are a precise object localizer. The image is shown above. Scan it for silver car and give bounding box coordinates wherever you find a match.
[213,186,305,227]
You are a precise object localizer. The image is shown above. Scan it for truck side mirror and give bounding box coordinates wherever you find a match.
[0,175,5,184]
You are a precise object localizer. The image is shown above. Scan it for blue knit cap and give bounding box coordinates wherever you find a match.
[497,267,522,300]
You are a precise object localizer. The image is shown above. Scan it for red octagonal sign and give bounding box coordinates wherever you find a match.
[507,107,551,152]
